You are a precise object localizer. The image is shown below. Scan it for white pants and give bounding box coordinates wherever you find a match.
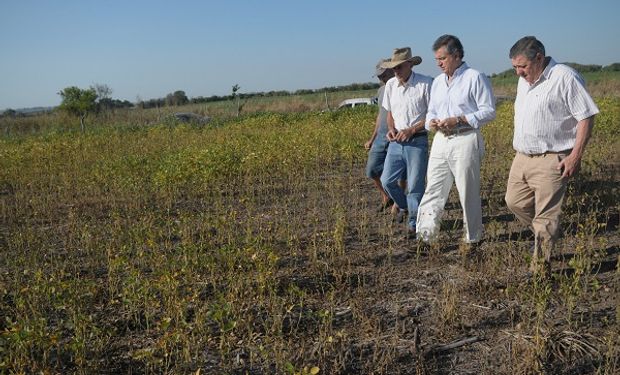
[416,130,484,243]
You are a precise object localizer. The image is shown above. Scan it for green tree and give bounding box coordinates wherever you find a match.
[93,83,113,111]
[165,90,189,106]
[231,84,240,100]
[58,86,98,132]
[2,109,17,118]
[602,62,620,72]
[231,84,242,117]
[93,83,112,101]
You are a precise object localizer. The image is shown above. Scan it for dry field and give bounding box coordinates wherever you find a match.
[0,98,618,374]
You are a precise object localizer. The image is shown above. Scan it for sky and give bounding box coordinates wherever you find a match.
[1,0,619,110]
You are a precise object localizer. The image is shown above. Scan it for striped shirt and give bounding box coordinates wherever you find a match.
[425,62,496,130]
[513,58,599,154]
[382,71,433,131]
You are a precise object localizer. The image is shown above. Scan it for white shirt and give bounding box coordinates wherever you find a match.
[382,71,433,131]
[513,58,599,154]
[425,62,496,130]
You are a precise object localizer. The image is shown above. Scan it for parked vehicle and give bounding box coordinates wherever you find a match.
[337,97,377,109]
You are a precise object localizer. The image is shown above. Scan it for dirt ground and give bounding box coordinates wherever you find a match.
[262,160,619,374]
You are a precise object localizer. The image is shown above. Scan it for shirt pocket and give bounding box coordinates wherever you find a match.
[406,86,428,112]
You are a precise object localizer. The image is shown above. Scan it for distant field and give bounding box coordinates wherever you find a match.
[492,70,620,97]
[1,96,618,373]
[0,88,376,137]
[2,71,619,138]
[199,88,380,117]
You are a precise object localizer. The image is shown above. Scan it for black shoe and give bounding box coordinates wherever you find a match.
[402,227,417,241]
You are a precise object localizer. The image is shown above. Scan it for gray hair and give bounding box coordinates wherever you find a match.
[509,36,545,60]
[432,34,464,59]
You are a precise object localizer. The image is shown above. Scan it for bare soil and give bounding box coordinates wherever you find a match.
[257,160,619,374]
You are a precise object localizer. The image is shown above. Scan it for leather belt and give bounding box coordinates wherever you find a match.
[442,126,474,137]
[520,149,572,157]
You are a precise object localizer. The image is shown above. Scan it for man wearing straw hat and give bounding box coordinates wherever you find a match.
[379,47,433,238]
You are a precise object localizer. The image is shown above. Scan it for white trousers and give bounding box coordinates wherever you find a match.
[416,130,484,243]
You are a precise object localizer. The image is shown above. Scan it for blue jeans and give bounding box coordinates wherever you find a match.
[365,149,388,178]
[380,135,429,229]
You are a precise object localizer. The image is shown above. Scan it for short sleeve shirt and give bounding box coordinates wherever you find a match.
[382,72,433,131]
[513,58,599,154]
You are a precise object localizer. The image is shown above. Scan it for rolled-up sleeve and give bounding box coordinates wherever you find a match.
[425,81,439,130]
[466,74,496,129]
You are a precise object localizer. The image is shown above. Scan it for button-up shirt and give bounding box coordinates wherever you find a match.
[425,62,496,130]
[513,57,599,154]
[382,71,433,131]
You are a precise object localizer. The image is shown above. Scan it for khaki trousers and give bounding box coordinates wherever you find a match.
[505,152,569,262]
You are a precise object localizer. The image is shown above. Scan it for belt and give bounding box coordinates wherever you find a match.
[520,149,572,157]
[392,131,427,144]
[442,126,474,137]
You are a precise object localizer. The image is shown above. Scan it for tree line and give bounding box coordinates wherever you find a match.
[136,82,380,109]
[0,81,382,131]
[4,62,618,126]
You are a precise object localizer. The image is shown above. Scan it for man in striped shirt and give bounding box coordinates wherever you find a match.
[505,36,599,277]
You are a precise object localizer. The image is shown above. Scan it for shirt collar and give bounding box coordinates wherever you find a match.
[530,57,555,86]
[444,62,468,84]
[454,61,468,77]
[540,57,556,80]
[398,71,415,87]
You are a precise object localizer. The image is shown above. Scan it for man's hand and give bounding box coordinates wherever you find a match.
[437,117,459,133]
[558,153,581,178]
[386,129,398,142]
[364,139,373,150]
[395,127,415,142]
[558,116,594,178]
[429,119,440,131]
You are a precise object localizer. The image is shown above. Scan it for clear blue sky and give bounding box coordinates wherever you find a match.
[1,0,619,110]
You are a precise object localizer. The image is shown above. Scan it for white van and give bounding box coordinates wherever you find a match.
[337,97,377,109]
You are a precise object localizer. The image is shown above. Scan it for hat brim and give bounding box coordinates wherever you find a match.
[381,56,422,69]
[374,68,388,77]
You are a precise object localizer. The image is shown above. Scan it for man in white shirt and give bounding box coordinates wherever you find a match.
[506,36,599,277]
[416,35,496,246]
[379,47,433,238]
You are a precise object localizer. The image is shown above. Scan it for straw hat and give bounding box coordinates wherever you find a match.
[375,58,391,76]
[381,47,422,68]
